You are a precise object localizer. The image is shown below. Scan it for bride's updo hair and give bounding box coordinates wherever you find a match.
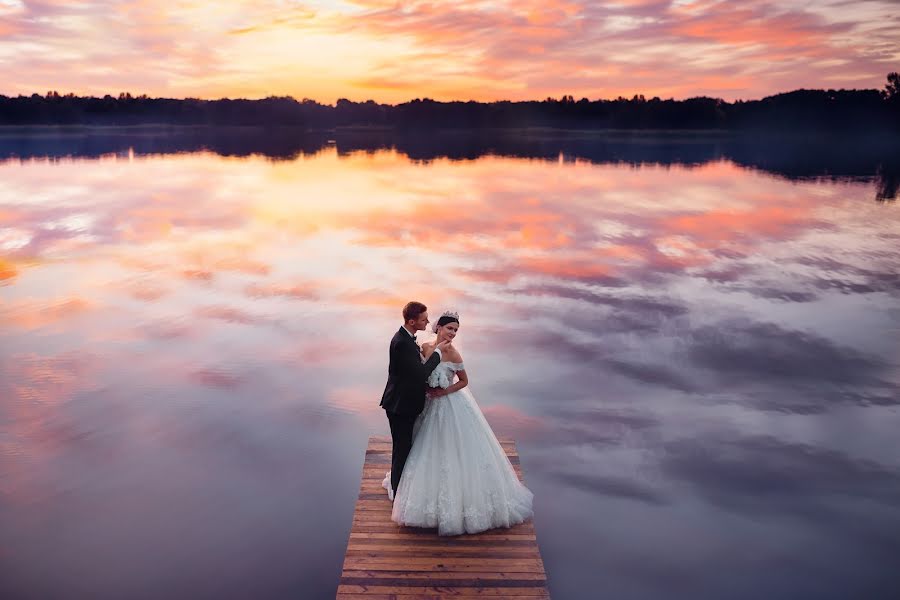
[432,310,459,334]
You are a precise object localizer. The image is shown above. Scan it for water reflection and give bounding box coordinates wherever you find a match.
[1,133,898,599]
[1,127,898,201]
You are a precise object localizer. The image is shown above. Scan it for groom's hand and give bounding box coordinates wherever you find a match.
[436,340,451,352]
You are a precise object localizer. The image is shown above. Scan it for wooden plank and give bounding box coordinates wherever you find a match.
[337,436,549,599]
[344,549,540,558]
[349,520,535,533]
[337,595,549,600]
[337,596,533,600]
[347,528,536,540]
[338,585,550,596]
[341,560,545,574]
[340,571,547,581]
[346,539,539,549]
[346,536,541,547]
[345,549,542,559]
[337,591,550,599]
[346,539,540,548]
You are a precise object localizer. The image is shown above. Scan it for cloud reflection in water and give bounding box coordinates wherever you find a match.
[1,134,898,599]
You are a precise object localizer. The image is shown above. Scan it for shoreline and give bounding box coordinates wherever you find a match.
[0,124,897,140]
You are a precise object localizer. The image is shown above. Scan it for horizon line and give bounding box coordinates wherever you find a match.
[3,83,892,107]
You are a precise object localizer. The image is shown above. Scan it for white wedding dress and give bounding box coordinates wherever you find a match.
[381,360,534,536]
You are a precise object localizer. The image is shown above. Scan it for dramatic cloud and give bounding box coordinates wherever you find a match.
[546,470,668,505]
[684,319,889,386]
[187,366,245,389]
[1,0,898,101]
[1,121,898,600]
[661,433,900,514]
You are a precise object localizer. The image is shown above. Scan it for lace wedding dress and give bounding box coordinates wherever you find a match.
[381,361,534,535]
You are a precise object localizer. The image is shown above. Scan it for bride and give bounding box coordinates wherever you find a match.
[382,310,534,536]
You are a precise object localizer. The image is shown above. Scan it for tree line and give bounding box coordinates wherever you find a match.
[1,74,898,131]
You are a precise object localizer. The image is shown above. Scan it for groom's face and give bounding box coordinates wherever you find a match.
[412,311,429,332]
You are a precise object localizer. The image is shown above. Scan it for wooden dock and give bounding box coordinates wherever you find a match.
[336,435,549,599]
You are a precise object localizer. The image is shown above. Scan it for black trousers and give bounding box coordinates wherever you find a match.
[386,411,418,493]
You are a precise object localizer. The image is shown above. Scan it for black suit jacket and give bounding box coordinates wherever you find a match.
[380,327,442,416]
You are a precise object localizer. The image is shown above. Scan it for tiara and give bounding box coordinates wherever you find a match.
[432,309,460,333]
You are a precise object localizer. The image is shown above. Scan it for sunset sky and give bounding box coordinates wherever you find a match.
[1,0,898,103]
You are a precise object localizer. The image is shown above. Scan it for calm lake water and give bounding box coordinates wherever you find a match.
[1,128,899,599]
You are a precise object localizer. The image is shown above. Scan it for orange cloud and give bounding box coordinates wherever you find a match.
[181,269,214,281]
[666,205,815,242]
[0,258,18,281]
[670,5,837,58]
[311,155,835,291]
[519,256,618,281]
[0,0,894,102]
[0,297,94,331]
[342,287,437,309]
[127,281,168,301]
[210,256,271,275]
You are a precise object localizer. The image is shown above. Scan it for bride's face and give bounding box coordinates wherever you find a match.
[441,322,459,341]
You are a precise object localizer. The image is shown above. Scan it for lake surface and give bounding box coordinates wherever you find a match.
[1,128,899,599]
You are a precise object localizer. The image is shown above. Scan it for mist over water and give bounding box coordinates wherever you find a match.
[1,130,898,599]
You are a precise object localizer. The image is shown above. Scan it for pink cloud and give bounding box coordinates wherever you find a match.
[188,367,243,389]
[328,386,382,417]
[348,0,896,101]
[481,404,544,440]
[244,282,318,300]
[1,350,96,406]
[181,269,215,281]
[137,318,197,340]
[127,282,168,302]
[194,304,270,326]
[1,0,896,101]
[0,297,95,331]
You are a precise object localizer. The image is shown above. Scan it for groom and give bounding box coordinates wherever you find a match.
[381,301,450,497]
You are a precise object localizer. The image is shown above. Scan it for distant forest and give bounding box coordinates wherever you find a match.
[2,73,899,132]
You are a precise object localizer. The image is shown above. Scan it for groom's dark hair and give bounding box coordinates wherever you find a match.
[403,301,427,323]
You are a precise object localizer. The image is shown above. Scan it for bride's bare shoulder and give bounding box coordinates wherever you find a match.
[446,344,463,363]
